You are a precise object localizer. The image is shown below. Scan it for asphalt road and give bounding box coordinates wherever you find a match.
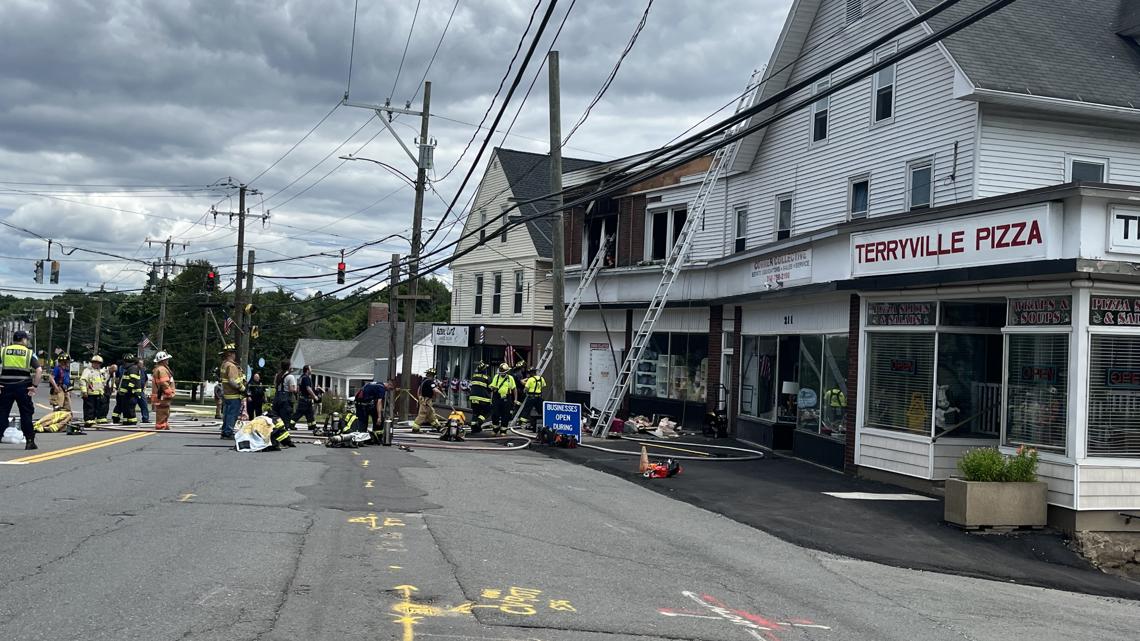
[1,429,1138,641]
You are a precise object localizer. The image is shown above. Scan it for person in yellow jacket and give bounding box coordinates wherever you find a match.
[0,330,42,449]
[151,351,176,430]
[79,355,108,430]
[518,367,547,431]
[489,362,517,436]
[218,343,246,439]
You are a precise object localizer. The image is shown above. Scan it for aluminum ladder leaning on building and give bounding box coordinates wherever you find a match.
[593,70,762,438]
[511,233,613,426]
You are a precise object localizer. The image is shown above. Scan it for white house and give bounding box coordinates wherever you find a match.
[436,147,598,400]
[289,322,432,398]
[561,0,1140,532]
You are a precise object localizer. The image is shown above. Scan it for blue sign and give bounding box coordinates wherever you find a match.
[543,401,582,440]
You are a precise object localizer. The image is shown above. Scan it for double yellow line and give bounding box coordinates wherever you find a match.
[3,432,152,465]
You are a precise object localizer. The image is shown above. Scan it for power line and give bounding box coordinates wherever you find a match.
[345,0,361,98]
[247,101,342,186]
[411,0,462,102]
[389,0,424,101]
[262,114,377,204]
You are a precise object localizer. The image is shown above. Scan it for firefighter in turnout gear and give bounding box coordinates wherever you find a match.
[518,367,546,431]
[467,362,492,433]
[490,362,517,436]
[218,343,246,439]
[0,330,42,449]
[114,353,142,425]
[151,351,175,430]
[413,367,443,433]
[79,355,107,429]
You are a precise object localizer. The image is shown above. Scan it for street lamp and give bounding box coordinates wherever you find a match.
[340,155,417,187]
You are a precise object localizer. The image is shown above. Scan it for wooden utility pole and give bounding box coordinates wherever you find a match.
[146,236,188,349]
[198,306,208,402]
[401,81,431,419]
[232,185,248,365]
[548,51,566,401]
[65,306,74,355]
[93,285,104,356]
[389,253,400,385]
[241,249,255,371]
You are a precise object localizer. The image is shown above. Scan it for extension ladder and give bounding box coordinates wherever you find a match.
[511,233,613,426]
[592,71,761,437]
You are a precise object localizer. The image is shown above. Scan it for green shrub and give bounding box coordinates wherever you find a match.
[957,446,1038,482]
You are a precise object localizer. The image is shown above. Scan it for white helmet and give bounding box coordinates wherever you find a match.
[154,351,172,362]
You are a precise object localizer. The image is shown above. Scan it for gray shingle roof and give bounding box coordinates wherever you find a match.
[293,339,355,367]
[914,0,1140,109]
[494,148,600,257]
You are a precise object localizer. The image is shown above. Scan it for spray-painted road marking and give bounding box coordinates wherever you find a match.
[822,491,935,501]
[659,592,830,641]
[364,479,375,488]
[391,585,420,641]
[1,432,152,465]
[361,459,370,467]
[179,493,196,502]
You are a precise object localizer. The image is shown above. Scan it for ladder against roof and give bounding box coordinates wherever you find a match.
[511,233,613,425]
[592,70,761,438]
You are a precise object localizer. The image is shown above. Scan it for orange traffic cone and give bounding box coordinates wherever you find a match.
[638,445,649,474]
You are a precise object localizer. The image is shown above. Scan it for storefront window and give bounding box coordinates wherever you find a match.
[434,346,472,406]
[1006,334,1068,451]
[1088,335,1140,458]
[633,332,707,402]
[935,333,1002,439]
[795,335,822,431]
[865,333,935,435]
[822,335,849,439]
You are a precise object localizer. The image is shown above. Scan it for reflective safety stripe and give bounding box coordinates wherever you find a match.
[275,430,291,442]
[1,344,33,382]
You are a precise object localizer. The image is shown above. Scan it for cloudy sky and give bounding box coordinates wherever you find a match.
[0,0,788,298]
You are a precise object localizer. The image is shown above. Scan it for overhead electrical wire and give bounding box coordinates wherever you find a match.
[246,101,342,186]
[411,0,462,102]
[390,0,424,101]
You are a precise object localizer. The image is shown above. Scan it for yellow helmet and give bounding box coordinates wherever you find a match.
[218,343,237,354]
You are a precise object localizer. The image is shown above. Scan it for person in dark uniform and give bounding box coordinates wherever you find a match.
[354,379,387,432]
[296,365,318,427]
[413,367,443,433]
[272,360,297,430]
[247,372,267,418]
[467,362,492,433]
[0,330,42,450]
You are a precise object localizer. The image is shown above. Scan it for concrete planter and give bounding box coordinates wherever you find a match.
[944,478,1047,528]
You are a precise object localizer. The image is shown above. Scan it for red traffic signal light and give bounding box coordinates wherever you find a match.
[205,271,217,292]
[337,262,346,285]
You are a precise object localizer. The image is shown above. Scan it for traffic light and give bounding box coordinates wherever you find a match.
[337,262,346,285]
[33,260,43,284]
[50,260,60,284]
[147,267,158,287]
[205,270,217,292]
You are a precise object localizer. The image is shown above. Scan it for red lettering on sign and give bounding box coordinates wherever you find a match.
[976,226,991,250]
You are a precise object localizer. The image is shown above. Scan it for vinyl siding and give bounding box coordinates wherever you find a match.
[1079,466,1140,511]
[859,430,930,478]
[692,0,977,263]
[976,106,1140,198]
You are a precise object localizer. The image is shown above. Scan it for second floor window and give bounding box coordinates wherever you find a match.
[811,79,830,143]
[873,44,897,123]
[647,207,687,261]
[474,273,484,315]
[849,177,870,219]
[492,272,502,314]
[734,206,748,253]
[908,159,933,210]
[478,211,487,243]
[1069,157,1107,182]
[513,270,524,314]
[500,205,510,243]
[776,195,793,241]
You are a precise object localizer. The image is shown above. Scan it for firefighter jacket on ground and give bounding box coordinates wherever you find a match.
[523,375,547,397]
[490,372,516,398]
[79,367,108,396]
[0,344,35,386]
[468,372,491,404]
[220,360,247,400]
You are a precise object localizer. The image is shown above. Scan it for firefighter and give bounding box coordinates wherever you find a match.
[518,367,547,431]
[489,362,517,436]
[114,353,141,426]
[218,343,246,439]
[49,352,72,413]
[413,367,443,433]
[354,379,387,432]
[0,330,42,450]
[272,360,297,431]
[467,361,492,433]
[79,355,107,430]
[151,351,175,430]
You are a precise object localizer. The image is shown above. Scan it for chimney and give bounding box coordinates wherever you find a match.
[1118,0,1140,39]
[368,302,390,326]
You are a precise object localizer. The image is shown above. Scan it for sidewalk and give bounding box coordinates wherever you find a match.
[538,437,1140,600]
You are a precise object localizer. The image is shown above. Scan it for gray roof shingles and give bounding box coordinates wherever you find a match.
[493,148,599,257]
[913,0,1140,110]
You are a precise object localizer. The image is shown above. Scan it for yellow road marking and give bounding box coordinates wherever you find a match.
[361,459,370,467]
[179,493,196,502]
[364,479,375,488]
[392,584,420,641]
[6,432,152,464]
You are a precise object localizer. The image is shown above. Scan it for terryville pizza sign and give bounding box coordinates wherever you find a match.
[850,205,1052,277]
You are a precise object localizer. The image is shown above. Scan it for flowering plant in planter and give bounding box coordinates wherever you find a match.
[946,446,1046,529]
[957,445,1039,483]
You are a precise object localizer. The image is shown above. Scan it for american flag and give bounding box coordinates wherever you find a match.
[140,334,154,350]
[223,316,235,335]
[504,345,516,367]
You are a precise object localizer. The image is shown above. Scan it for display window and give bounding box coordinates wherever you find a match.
[434,346,472,407]
[739,333,847,437]
[1087,334,1140,458]
[740,336,777,421]
[865,332,935,435]
[633,332,708,403]
[1005,334,1068,450]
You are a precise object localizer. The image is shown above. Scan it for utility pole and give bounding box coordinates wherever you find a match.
[93,285,105,356]
[232,185,248,365]
[341,82,435,418]
[65,306,75,355]
[240,249,255,371]
[146,236,188,349]
[548,50,566,401]
[389,253,400,384]
[47,304,57,358]
[198,306,209,403]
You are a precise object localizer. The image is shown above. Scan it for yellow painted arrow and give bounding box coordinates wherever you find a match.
[393,585,418,600]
